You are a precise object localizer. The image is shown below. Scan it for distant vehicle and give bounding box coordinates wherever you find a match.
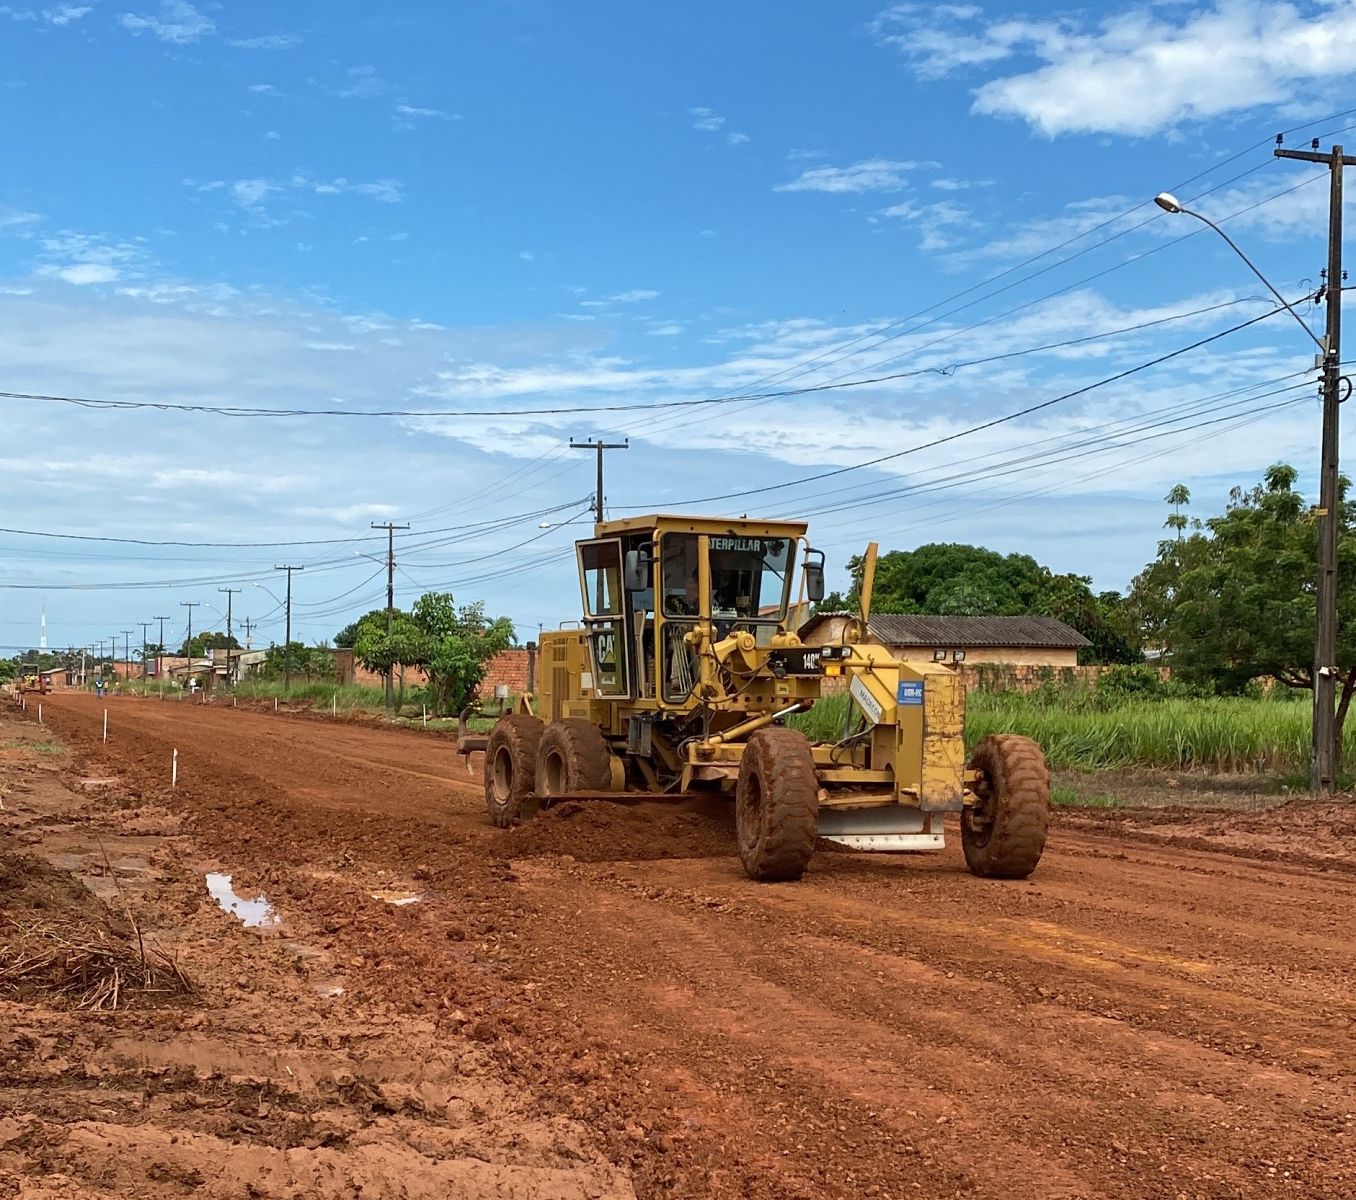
[19,673,50,695]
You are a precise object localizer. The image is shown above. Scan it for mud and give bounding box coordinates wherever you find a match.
[5,692,1356,1199]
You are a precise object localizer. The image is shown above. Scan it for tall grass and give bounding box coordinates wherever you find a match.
[229,680,388,711]
[791,690,1334,774]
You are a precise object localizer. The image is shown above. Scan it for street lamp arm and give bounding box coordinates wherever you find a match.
[1161,195,1326,352]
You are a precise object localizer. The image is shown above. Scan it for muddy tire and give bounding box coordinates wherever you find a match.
[735,726,819,882]
[484,715,544,828]
[963,734,1049,879]
[535,719,613,803]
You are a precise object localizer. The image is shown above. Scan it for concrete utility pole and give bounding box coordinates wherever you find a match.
[218,587,241,686]
[139,622,152,678]
[571,437,629,524]
[121,630,133,683]
[180,602,199,689]
[371,522,410,708]
[242,615,254,650]
[154,615,169,682]
[110,632,119,680]
[274,565,304,688]
[1276,138,1354,794]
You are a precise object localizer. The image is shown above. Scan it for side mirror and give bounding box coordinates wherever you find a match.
[803,548,826,603]
[624,545,652,592]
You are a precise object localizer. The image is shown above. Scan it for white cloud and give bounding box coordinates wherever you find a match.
[0,209,42,237]
[518,250,536,262]
[775,158,933,194]
[34,230,149,286]
[880,198,972,252]
[229,178,272,210]
[120,0,215,44]
[871,1,1356,137]
[247,83,278,94]
[393,103,459,121]
[1,3,91,24]
[611,289,659,303]
[689,105,748,146]
[688,105,725,132]
[52,263,119,286]
[227,33,302,50]
[646,323,684,336]
[187,173,404,222]
[335,64,388,99]
[931,177,992,191]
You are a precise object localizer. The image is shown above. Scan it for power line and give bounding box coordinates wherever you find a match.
[620,302,1300,510]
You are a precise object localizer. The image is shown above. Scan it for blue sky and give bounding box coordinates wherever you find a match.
[0,0,1352,652]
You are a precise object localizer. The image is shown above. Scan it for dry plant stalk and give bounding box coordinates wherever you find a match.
[0,917,193,1010]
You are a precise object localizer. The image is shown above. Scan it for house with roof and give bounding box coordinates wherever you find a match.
[795,612,1091,668]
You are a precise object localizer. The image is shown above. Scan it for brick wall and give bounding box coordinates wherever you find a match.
[340,648,532,698]
[477,648,533,698]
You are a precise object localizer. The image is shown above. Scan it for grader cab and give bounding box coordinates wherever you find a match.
[482,515,1049,882]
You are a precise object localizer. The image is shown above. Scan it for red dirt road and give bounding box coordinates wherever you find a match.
[25,693,1356,1198]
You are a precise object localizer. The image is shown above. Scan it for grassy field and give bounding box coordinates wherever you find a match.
[230,680,388,711]
[793,689,1333,776]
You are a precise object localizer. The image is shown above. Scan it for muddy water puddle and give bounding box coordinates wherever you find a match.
[205,871,280,929]
[370,888,423,906]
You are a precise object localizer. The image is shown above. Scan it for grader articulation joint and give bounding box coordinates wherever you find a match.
[479,515,1049,882]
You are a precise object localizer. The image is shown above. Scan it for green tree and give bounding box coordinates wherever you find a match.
[840,542,1137,664]
[1124,485,1207,655]
[335,609,387,649]
[409,593,515,714]
[1164,463,1356,764]
[347,593,514,713]
[179,631,240,656]
[262,641,336,681]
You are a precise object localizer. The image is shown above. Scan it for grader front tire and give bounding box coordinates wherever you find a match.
[535,719,613,802]
[735,726,819,882]
[485,715,544,828]
[963,734,1049,879]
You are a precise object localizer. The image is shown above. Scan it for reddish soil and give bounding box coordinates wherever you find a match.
[5,692,1356,1199]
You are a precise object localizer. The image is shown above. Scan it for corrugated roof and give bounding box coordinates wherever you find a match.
[865,614,1090,648]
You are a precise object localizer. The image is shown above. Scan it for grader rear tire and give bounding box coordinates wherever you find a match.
[963,734,1049,879]
[735,726,819,882]
[485,715,544,828]
[535,719,613,802]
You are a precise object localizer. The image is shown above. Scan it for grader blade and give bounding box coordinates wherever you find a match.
[816,806,945,852]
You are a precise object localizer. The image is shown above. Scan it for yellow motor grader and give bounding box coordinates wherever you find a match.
[480,515,1049,882]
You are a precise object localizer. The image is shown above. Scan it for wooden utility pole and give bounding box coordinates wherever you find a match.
[219,587,241,686]
[371,522,409,708]
[139,622,152,678]
[571,438,628,524]
[179,602,199,690]
[274,566,304,688]
[1276,138,1354,794]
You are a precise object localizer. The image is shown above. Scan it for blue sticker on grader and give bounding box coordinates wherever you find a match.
[897,680,924,706]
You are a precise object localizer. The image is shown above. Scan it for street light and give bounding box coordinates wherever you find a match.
[1156,189,1340,793]
[1154,193,1325,352]
[251,581,284,608]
